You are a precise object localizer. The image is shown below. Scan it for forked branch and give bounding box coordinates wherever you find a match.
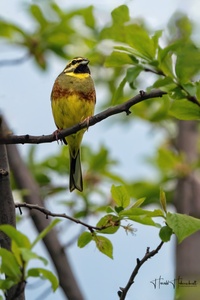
[118,241,164,300]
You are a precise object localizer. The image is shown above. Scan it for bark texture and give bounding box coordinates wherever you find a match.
[174,121,200,299]
[0,119,25,300]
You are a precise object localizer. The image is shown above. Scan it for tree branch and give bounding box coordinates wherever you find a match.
[15,202,103,232]
[0,90,166,144]
[144,68,200,107]
[144,67,165,76]
[0,119,25,300]
[0,54,30,67]
[118,241,164,300]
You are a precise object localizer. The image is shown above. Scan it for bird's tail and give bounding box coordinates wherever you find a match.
[69,149,83,192]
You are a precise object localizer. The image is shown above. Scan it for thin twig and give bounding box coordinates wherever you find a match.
[118,241,164,300]
[15,202,103,232]
[144,68,200,107]
[0,89,166,144]
[144,67,165,76]
[0,54,30,67]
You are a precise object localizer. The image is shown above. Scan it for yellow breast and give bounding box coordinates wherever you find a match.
[51,93,95,129]
[51,72,96,155]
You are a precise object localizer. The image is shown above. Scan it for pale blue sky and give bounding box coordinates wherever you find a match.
[1,1,199,299]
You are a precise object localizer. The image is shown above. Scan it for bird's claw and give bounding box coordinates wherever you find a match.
[83,116,90,131]
[53,129,62,144]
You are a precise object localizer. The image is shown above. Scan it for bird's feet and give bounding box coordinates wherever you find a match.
[53,129,62,144]
[82,116,91,131]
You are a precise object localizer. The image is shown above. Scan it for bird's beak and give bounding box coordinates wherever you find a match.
[81,59,89,65]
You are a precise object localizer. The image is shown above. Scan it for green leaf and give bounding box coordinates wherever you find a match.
[29,5,47,27]
[171,86,187,100]
[120,207,164,217]
[155,147,183,172]
[78,232,93,248]
[112,76,127,104]
[130,216,160,226]
[11,241,23,267]
[105,51,138,67]
[88,146,115,171]
[96,215,120,234]
[114,206,124,214]
[94,235,113,259]
[0,21,27,38]
[182,82,196,96]
[157,47,175,78]
[152,30,163,50]
[158,40,182,61]
[0,278,15,290]
[126,66,143,89]
[100,5,129,41]
[111,5,130,24]
[129,215,161,226]
[196,81,200,101]
[119,208,164,227]
[124,24,156,60]
[28,268,59,291]
[169,99,200,120]
[79,6,95,28]
[0,225,31,248]
[31,219,60,249]
[106,206,115,213]
[148,96,171,122]
[101,5,155,61]
[166,212,200,243]
[0,248,21,279]
[127,181,161,205]
[175,44,200,83]
[131,197,146,208]
[20,248,48,265]
[172,15,193,40]
[160,188,167,213]
[159,226,173,242]
[70,6,96,29]
[111,185,130,208]
[153,77,176,92]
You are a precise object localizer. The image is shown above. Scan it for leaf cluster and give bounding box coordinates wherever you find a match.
[102,6,200,121]
[78,186,200,258]
[0,3,99,69]
[1,3,200,120]
[0,220,59,293]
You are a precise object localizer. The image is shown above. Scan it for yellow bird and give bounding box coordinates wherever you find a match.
[51,57,96,192]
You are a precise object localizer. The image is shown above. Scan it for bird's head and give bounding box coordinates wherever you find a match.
[64,57,90,74]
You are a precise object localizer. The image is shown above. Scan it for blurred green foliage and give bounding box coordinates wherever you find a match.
[1,0,200,265]
[2,1,200,221]
[0,222,59,293]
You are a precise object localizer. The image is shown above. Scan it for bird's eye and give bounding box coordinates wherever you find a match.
[71,60,77,65]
